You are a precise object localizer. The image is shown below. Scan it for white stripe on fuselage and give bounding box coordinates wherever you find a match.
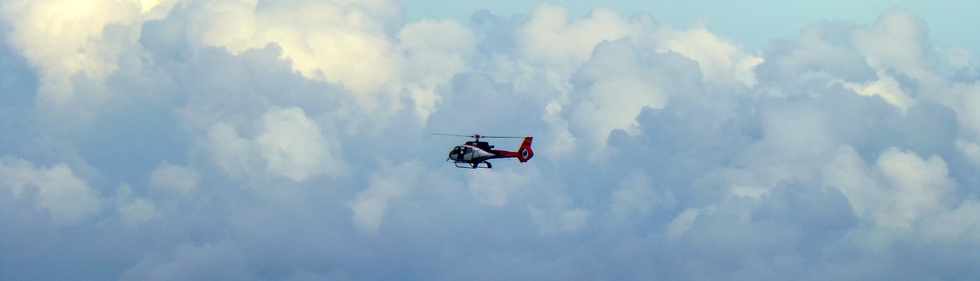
[462,144,495,161]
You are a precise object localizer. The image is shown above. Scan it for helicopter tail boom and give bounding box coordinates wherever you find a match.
[488,137,534,163]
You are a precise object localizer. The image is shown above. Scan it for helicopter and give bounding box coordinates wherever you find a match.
[434,134,534,169]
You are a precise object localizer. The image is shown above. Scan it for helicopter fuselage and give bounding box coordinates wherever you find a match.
[448,144,506,166]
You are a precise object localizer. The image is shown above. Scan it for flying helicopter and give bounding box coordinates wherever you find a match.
[434,134,534,169]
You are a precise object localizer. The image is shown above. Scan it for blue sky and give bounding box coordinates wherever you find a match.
[2,1,980,280]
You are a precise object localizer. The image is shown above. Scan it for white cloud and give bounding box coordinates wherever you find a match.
[186,0,399,100]
[529,197,591,234]
[875,147,955,228]
[823,146,955,229]
[517,5,763,87]
[175,0,477,121]
[467,168,528,207]
[121,241,250,281]
[557,208,589,232]
[207,122,260,180]
[515,5,763,150]
[206,107,341,182]
[920,200,980,243]
[721,106,839,199]
[150,162,199,195]
[350,162,422,234]
[666,208,700,240]
[0,0,168,110]
[0,157,101,224]
[257,107,338,182]
[840,70,914,111]
[658,27,764,86]
[611,173,673,220]
[120,198,157,224]
[957,140,980,167]
[953,84,980,137]
[853,11,932,80]
[529,206,590,234]
[116,185,158,225]
[518,4,635,72]
[566,40,673,147]
[399,19,475,121]
[823,146,880,219]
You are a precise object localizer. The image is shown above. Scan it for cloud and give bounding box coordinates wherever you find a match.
[184,0,399,96]
[666,208,700,240]
[0,0,169,111]
[257,107,339,182]
[529,204,590,234]
[853,11,932,80]
[957,140,980,167]
[122,241,251,281]
[466,168,528,207]
[117,184,159,225]
[874,148,955,228]
[204,107,342,182]
[399,19,476,121]
[825,146,956,229]
[839,70,915,110]
[518,4,636,71]
[150,162,199,195]
[179,0,472,119]
[0,157,101,224]
[350,162,424,233]
[610,173,675,220]
[567,40,670,146]
[3,2,980,280]
[658,27,764,86]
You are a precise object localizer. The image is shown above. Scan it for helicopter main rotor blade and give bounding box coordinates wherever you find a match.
[432,133,525,138]
[431,133,474,137]
[477,136,525,139]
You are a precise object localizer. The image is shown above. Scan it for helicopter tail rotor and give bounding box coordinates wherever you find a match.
[517,137,534,162]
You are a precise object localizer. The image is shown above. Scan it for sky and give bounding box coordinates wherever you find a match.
[2,0,980,280]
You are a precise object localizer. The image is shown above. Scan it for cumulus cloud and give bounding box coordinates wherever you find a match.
[150,162,199,195]
[518,4,636,71]
[529,204,590,234]
[666,208,700,240]
[957,140,980,167]
[0,0,170,111]
[657,27,764,86]
[466,168,528,207]
[206,107,342,182]
[611,173,675,220]
[0,157,101,224]
[566,39,702,148]
[177,0,475,119]
[3,2,980,280]
[399,19,476,121]
[257,107,339,181]
[839,70,915,110]
[825,146,956,229]
[349,162,429,233]
[116,184,158,225]
[185,0,398,95]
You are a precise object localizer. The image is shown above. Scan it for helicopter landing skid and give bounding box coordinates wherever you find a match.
[453,161,492,169]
